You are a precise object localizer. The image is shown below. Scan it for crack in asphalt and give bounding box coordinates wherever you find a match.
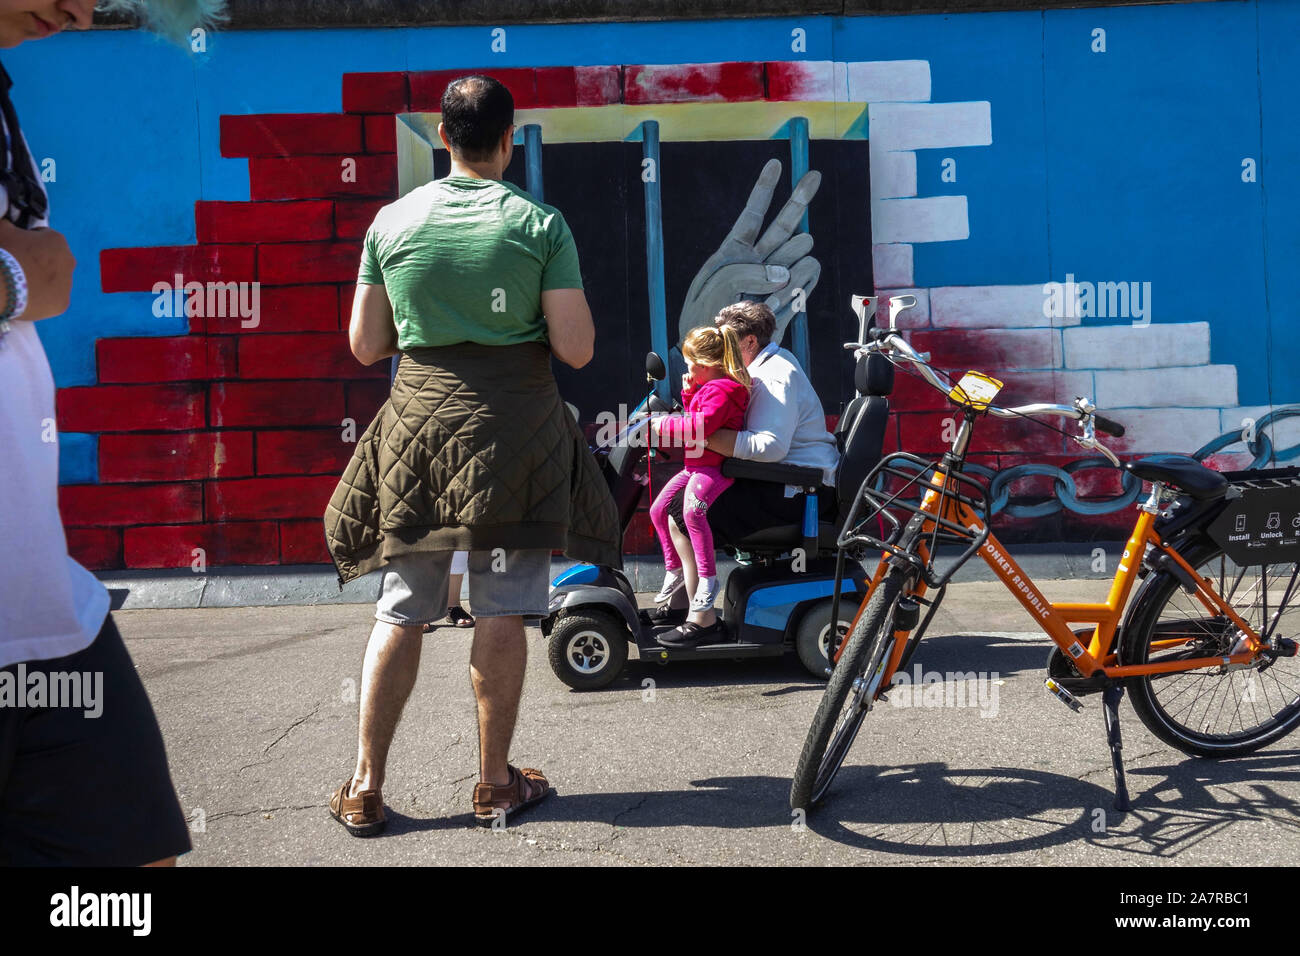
[207,802,326,823]
[264,703,323,757]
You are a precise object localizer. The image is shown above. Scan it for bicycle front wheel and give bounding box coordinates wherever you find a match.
[790,566,909,811]
[1122,545,1300,758]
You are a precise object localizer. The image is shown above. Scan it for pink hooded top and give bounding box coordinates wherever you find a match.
[655,376,750,469]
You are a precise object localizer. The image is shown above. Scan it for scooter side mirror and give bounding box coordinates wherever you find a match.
[645,352,667,382]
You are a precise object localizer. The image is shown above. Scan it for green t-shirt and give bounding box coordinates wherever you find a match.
[358,176,584,350]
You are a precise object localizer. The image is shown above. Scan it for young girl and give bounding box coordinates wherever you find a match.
[648,325,751,645]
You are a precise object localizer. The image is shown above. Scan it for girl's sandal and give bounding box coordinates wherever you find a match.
[447,605,475,628]
[473,765,554,828]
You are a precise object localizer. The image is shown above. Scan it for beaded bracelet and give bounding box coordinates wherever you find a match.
[0,247,29,344]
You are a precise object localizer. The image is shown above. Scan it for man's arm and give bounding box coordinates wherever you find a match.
[541,287,594,369]
[0,219,76,321]
[348,282,399,366]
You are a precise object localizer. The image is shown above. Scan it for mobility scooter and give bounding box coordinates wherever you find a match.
[539,296,901,690]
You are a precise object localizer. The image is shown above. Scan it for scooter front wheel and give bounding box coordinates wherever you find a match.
[548,610,631,691]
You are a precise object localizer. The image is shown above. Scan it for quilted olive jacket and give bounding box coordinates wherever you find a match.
[325,341,622,584]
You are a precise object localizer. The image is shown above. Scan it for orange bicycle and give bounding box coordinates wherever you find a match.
[791,294,1300,813]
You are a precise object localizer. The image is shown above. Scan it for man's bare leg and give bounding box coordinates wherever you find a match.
[669,515,715,626]
[471,614,540,795]
[349,620,423,795]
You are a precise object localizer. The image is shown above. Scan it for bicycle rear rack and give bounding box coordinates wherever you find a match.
[837,452,992,588]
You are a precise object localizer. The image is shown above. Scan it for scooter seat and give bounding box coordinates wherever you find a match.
[733,521,839,552]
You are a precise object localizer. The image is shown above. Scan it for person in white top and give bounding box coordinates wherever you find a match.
[658,301,840,636]
[0,0,224,867]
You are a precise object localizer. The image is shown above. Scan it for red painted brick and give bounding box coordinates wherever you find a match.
[57,384,205,433]
[100,245,256,294]
[339,283,356,329]
[342,72,409,114]
[989,511,1065,542]
[258,242,362,286]
[345,379,388,424]
[334,199,386,240]
[575,66,622,106]
[238,332,382,380]
[206,476,339,521]
[196,200,333,244]
[409,68,537,111]
[897,410,1066,457]
[280,519,331,564]
[124,522,280,569]
[206,285,339,335]
[210,381,345,428]
[362,115,396,153]
[765,62,835,101]
[65,527,122,571]
[534,67,577,108]
[248,154,396,201]
[99,431,254,483]
[890,367,958,412]
[624,62,764,105]
[909,329,1058,373]
[257,429,355,476]
[97,336,235,383]
[59,482,203,527]
[220,113,362,158]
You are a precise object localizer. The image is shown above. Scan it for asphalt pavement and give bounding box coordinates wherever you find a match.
[115,577,1300,866]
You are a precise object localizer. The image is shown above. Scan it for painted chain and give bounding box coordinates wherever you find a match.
[882,405,1300,518]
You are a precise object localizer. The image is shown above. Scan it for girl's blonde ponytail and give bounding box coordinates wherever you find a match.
[720,325,752,389]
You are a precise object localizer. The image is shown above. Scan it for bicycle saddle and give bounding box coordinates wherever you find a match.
[1124,456,1228,499]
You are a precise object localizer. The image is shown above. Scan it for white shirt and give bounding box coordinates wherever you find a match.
[733,343,840,487]
[0,102,109,666]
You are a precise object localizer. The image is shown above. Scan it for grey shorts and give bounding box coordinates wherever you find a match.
[375,549,553,626]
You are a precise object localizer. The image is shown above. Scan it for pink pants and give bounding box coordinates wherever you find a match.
[648,466,732,578]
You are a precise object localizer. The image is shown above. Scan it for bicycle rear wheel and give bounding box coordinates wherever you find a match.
[1122,545,1300,758]
[790,566,909,811]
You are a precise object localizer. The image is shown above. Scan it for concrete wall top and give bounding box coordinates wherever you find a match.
[94,0,1219,30]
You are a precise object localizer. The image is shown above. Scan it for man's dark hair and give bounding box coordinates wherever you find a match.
[440,75,515,163]
[715,300,777,348]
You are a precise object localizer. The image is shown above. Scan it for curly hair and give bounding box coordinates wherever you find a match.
[96,0,228,47]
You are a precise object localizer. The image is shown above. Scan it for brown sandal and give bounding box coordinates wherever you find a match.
[473,766,554,828]
[329,780,386,837]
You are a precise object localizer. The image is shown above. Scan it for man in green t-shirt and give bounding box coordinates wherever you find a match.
[332,75,596,835]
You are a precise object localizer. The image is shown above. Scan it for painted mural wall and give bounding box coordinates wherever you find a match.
[9,2,1298,570]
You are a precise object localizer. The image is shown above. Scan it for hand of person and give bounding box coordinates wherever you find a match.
[0,218,76,321]
[681,370,693,391]
[676,158,823,349]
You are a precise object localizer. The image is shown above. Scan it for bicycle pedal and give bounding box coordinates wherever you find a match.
[1045,678,1085,713]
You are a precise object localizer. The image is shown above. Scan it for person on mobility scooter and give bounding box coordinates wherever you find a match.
[540,296,897,690]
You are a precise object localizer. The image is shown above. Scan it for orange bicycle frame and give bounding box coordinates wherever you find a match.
[835,467,1263,687]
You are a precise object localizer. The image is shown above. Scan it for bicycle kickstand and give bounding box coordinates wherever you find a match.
[1101,682,1131,812]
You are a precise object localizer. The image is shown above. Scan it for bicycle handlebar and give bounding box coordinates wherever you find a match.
[855,328,1124,466]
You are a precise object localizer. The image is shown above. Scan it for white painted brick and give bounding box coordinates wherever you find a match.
[1094,366,1237,409]
[869,144,916,199]
[846,60,931,103]
[1062,322,1211,370]
[875,288,930,328]
[872,243,913,288]
[1220,405,1300,461]
[1107,408,1223,456]
[867,101,992,152]
[833,62,849,102]
[872,195,968,243]
[930,285,1079,330]
[772,61,846,102]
